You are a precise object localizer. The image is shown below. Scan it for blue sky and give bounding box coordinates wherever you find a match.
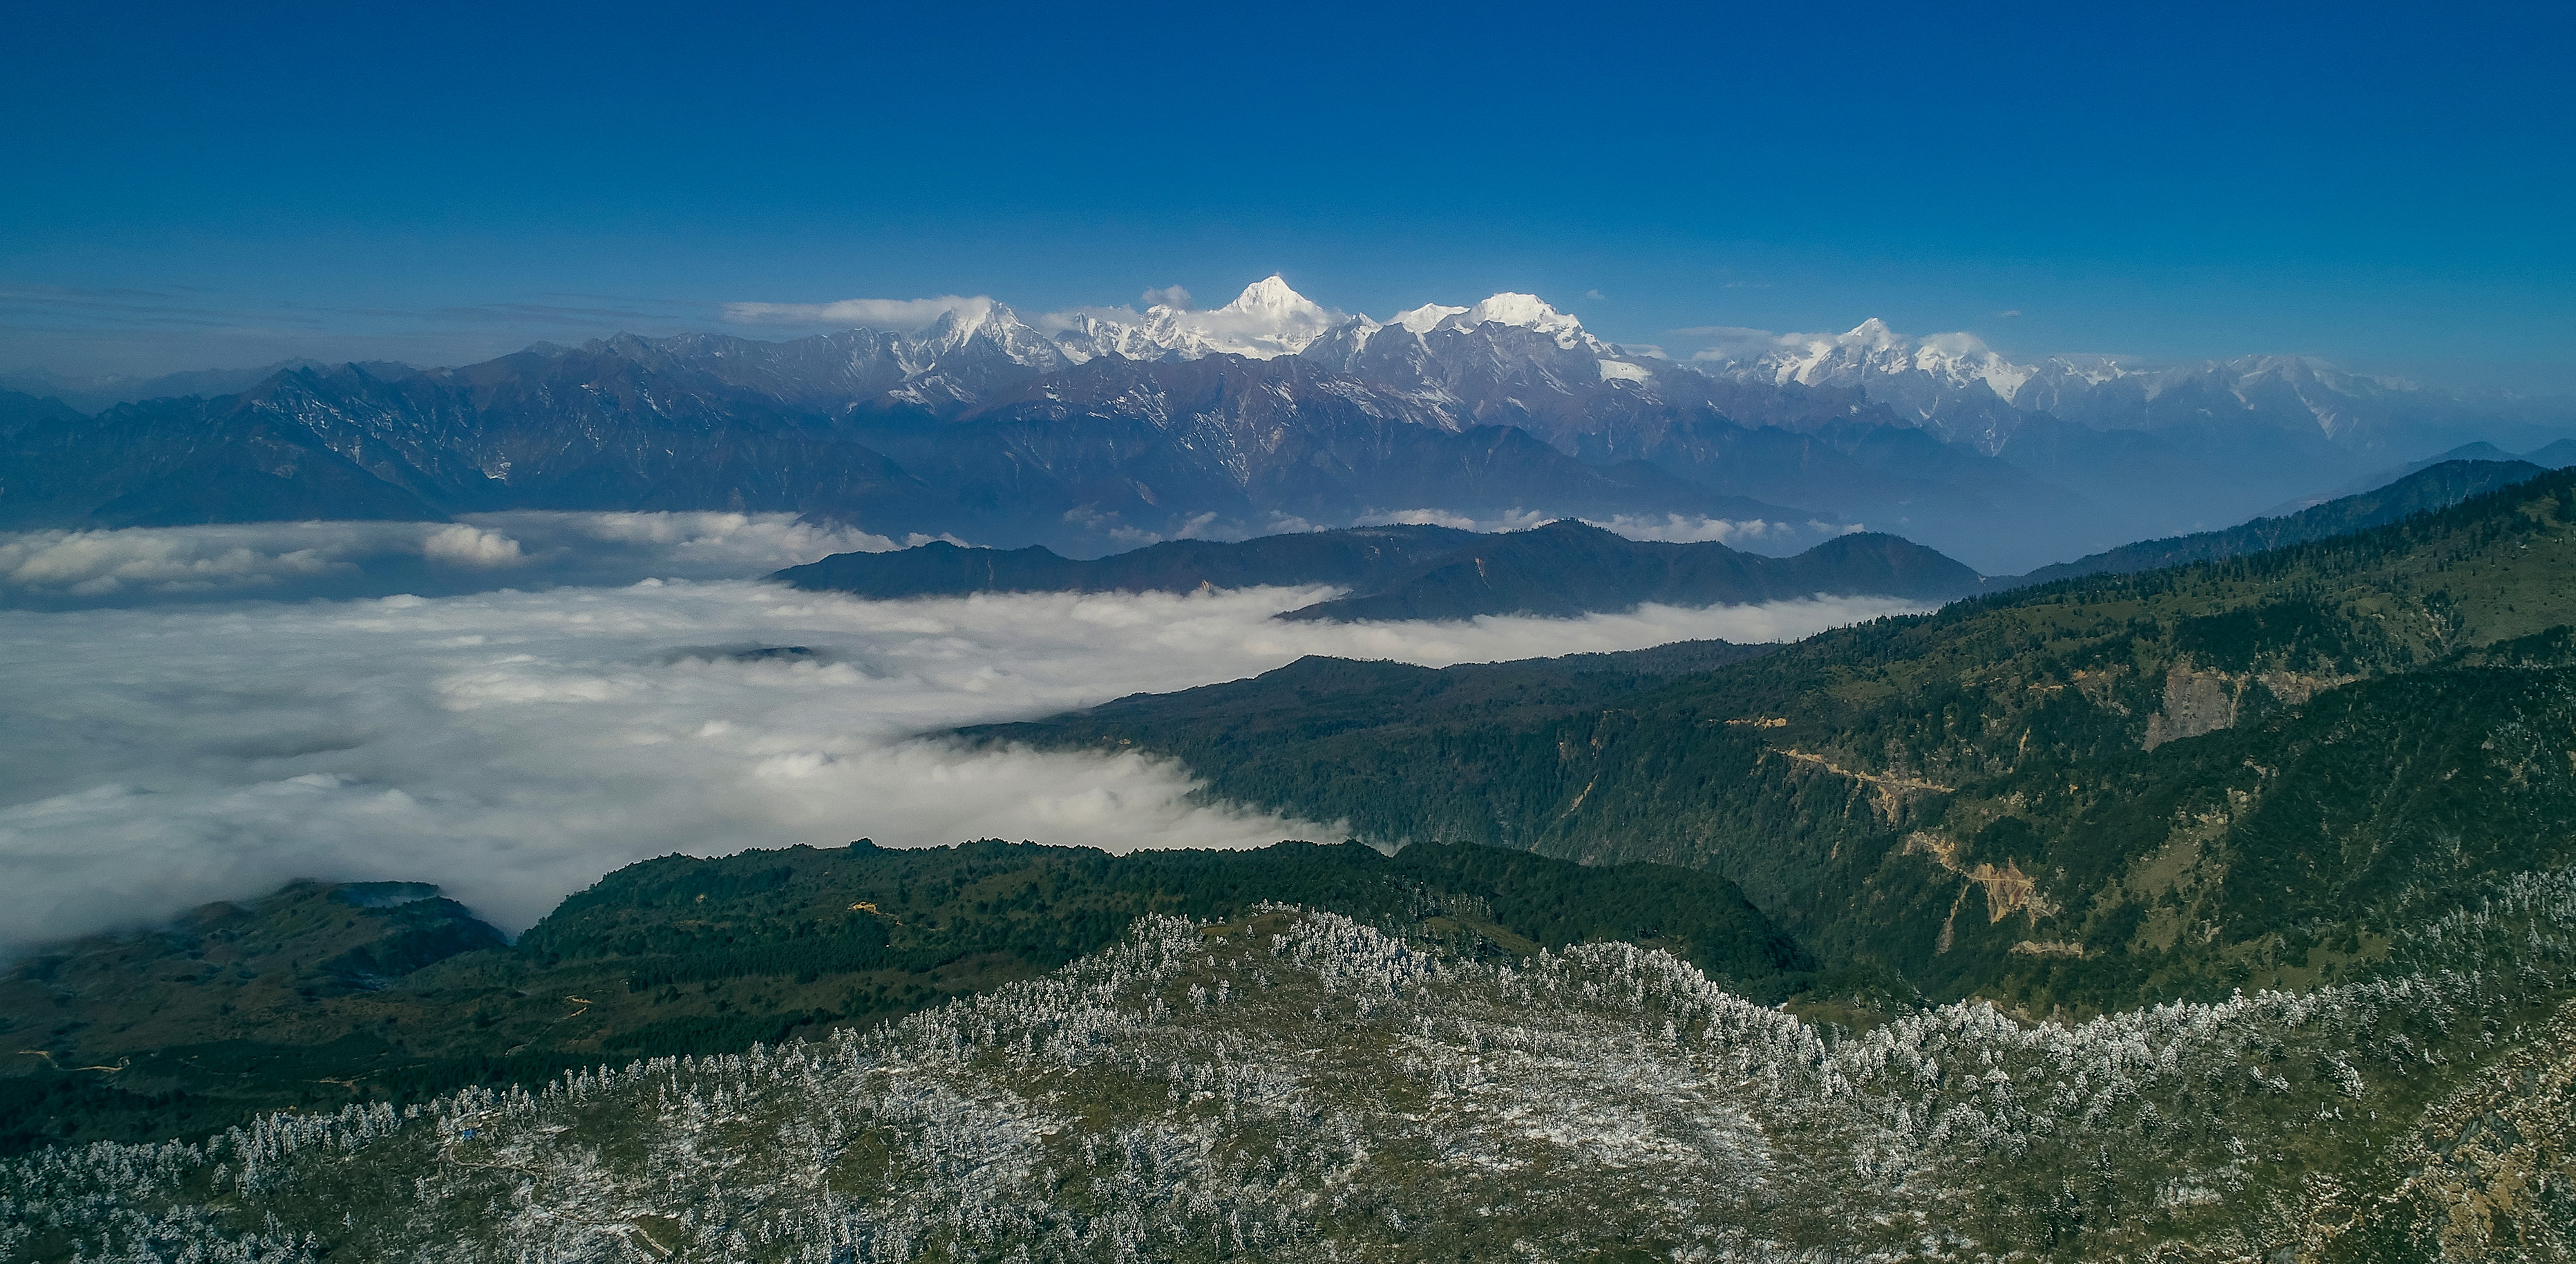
[5,0,2570,388]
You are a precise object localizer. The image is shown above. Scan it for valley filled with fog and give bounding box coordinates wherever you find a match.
[0,518,1920,948]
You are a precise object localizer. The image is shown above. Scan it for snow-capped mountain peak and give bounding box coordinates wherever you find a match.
[1390,303,1468,334]
[1441,293,1590,348]
[1047,275,1344,362]
[1704,319,2032,403]
[914,301,1062,367]
[1219,274,1327,324]
[1841,317,1900,348]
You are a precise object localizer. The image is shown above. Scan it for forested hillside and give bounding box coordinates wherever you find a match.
[0,839,1798,1154]
[11,890,2573,1261]
[980,467,2576,1019]
[2005,457,2546,586]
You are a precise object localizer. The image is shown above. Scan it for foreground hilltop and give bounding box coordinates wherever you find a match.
[8,893,2571,1259]
[0,834,1801,1154]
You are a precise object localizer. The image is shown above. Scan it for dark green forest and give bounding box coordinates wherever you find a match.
[0,838,1801,1153]
[979,468,2576,1021]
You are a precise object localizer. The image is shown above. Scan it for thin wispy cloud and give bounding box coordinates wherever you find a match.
[723,296,996,328]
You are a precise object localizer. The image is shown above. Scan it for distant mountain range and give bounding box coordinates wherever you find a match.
[0,359,339,415]
[2260,438,2576,516]
[779,519,1985,621]
[1282,522,1980,621]
[776,523,1484,599]
[5,277,2568,572]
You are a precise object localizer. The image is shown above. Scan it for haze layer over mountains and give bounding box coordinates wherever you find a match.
[7,277,2568,574]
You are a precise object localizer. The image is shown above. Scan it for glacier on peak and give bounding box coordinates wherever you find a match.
[1698,319,2045,403]
[1222,274,1324,320]
[914,302,1064,367]
[1041,279,1602,363]
[1052,275,1348,362]
[1440,293,1590,348]
[1391,303,1469,334]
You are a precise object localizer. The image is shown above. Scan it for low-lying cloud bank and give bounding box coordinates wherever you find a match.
[0,512,915,608]
[0,581,1921,948]
[0,509,1867,612]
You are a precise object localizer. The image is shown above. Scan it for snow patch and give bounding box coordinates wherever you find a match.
[1441,293,1589,348]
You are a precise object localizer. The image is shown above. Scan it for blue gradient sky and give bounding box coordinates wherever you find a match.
[5,0,2570,388]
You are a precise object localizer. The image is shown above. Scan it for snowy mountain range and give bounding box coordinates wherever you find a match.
[720,274,2566,466]
[2,275,2567,572]
[1681,316,2566,458]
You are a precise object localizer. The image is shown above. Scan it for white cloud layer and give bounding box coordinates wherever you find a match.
[721,296,995,328]
[0,580,1920,948]
[0,512,909,608]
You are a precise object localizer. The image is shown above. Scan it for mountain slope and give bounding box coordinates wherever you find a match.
[0,354,939,531]
[11,890,2573,1261]
[2007,457,2547,586]
[979,468,2576,1018]
[969,641,1779,858]
[0,389,82,438]
[0,836,1801,1152]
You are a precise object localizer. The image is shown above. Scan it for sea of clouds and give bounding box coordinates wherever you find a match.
[0,509,1852,610]
[0,517,1927,950]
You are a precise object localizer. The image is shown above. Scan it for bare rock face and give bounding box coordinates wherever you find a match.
[2144,664,2360,750]
[2144,664,2244,750]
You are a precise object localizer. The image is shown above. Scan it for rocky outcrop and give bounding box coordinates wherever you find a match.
[2143,663,2356,750]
